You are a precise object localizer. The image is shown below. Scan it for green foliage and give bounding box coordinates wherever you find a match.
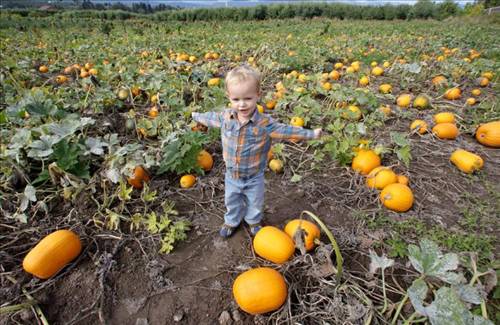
[390,132,412,167]
[158,131,208,176]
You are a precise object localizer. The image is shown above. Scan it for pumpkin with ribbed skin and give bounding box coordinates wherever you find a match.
[450,149,484,173]
[352,149,381,175]
[253,226,294,264]
[23,230,82,279]
[284,219,320,251]
[475,121,500,148]
[366,167,398,190]
[380,184,414,212]
[233,267,287,315]
[432,123,459,140]
[197,150,214,171]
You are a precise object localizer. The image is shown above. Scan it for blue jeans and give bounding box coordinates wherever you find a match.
[224,171,264,227]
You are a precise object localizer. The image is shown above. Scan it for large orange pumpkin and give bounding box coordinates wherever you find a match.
[475,121,500,147]
[380,184,414,212]
[233,267,287,315]
[23,230,82,279]
[432,123,459,140]
[352,149,381,175]
[197,149,214,171]
[450,149,484,174]
[284,219,320,251]
[253,226,295,264]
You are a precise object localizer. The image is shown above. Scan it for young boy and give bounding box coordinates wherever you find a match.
[192,65,322,238]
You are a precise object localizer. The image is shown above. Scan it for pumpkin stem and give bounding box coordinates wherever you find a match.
[300,210,344,281]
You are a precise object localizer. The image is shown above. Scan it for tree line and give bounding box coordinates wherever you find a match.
[3,1,497,21]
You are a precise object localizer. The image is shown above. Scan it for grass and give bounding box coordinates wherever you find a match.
[359,194,497,267]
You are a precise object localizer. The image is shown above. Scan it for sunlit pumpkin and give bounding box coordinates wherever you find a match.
[253,226,294,264]
[23,230,82,279]
[450,149,484,174]
[366,166,398,190]
[233,267,287,315]
[432,123,459,140]
[284,219,320,251]
[380,183,414,212]
[475,121,500,147]
[433,112,455,124]
[352,149,381,175]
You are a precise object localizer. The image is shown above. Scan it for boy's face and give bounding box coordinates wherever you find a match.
[226,79,260,121]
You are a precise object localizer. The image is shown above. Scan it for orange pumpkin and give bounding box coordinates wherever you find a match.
[366,167,398,190]
[253,226,294,264]
[432,123,459,140]
[397,174,409,186]
[450,149,484,174]
[284,219,320,251]
[351,149,381,175]
[197,150,214,171]
[127,166,150,189]
[180,174,196,188]
[23,230,82,279]
[380,183,414,212]
[410,120,428,134]
[475,121,500,147]
[434,112,455,124]
[444,88,461,100]
[233,267,287,315]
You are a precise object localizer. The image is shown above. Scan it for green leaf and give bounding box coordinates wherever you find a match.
[290,174,302,183]
[408,278,428,316]
[408,239,464,284]
[426,287,493,325]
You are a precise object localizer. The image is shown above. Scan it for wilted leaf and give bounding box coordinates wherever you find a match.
[290,174,302,183]
[85,137,107,155]
[369,250,394,273]
[24,185,37,202]
[28,135,56,158]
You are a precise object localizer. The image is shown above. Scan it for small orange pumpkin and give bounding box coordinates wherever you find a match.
[127,166,150,189]
[351,149,381,175]
[180,174,196,188]
[450,149,484,174]
[253,226,295,264]
[475,121,500,147]
[23,230,82,279]
[233,267,287,315]
[432,123,459,140]
[380,183,414,212]
[197,149,214,171]
[434,112,455,124]
[284,219,320,251]
[397,174,409,186]
[366,167,398,190]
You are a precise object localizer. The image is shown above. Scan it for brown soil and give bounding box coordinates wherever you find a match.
[1,119,499,325]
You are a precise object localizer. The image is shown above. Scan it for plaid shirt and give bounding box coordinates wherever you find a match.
[192,108,316,179]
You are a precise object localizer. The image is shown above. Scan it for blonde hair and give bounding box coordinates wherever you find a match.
[225,65,261,93]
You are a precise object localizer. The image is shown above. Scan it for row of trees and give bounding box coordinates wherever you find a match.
[3,1,496,21]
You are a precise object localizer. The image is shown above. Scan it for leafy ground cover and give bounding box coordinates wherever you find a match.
[1,13,499,324]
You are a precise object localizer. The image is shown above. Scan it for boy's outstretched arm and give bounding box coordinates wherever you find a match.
[266,117,322,141]
[191,111,224,128]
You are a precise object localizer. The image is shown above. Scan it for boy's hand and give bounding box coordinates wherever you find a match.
[313,128,323,139]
